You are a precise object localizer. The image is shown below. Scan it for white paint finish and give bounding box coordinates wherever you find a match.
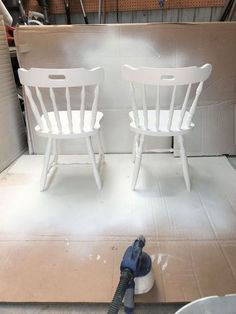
[29,109,172,154]
[18,67,105,190]
[1,154,236,241]
[129,110,194,136]
[122,64,212,86]
[18,67,104,88]
[122,64,211,190]
[122,64,211,133]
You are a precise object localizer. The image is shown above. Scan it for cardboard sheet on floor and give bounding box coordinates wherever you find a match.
[14,23,236,155]
[0,154,236,302]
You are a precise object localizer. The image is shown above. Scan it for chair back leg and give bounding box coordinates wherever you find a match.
[131,134,144,190]
[40,137,53,191]
[86,136,102,190]
[97,131,105,173]
[132,134,141,163]
[52,139,58,165]
[178,135,191,191]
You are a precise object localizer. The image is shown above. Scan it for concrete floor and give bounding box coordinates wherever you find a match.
[0,303,185,313]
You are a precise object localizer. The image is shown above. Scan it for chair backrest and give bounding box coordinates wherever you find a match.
[18,67,104,134]
[122,64,212,131]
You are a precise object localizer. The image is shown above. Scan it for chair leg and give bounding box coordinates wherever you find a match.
[52,138,58,165]
[40,137,53,192]
[97,130,104,153]
[131,134,144,190]
[86,136,102,190]
[97,131,105,174]
[178,135,191,191]
[46,138,58,173]
[132,134,140,163]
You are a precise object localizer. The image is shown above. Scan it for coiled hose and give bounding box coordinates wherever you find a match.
[108,269,133,314]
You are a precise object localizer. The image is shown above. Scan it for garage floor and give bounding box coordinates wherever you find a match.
[0,303,184,313]
[0,154,236,309]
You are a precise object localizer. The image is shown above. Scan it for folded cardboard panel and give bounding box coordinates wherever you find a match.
[0,16,26,172]
[14,23,236,154]
[0,240,236,303]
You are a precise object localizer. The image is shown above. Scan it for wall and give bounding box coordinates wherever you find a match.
[50,6,235,24]
[0,16,26,172]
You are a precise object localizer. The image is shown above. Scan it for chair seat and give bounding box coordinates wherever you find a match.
[129,110,194,136]
[35,110,103,138]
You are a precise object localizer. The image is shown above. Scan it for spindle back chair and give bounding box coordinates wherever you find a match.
[18,67,105,191]
[122,64,212,191]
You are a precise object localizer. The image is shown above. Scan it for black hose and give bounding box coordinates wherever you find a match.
[220,0,234,21]
[108,269,133,314]
[64,0,71,24]
[37,0,50,24]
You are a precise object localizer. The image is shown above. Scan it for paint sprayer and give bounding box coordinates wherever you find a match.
[108,236,154,314]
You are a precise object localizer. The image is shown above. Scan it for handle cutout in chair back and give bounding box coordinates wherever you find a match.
[48,74,66,80]
[160,75,175,81]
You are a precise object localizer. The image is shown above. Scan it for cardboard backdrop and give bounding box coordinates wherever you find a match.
[14,23,236,155]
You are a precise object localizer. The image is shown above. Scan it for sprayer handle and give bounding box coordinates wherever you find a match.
[107,269,133,314]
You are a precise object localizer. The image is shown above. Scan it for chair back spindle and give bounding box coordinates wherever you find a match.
[24,85,44,130]
[178,83,192,129]
[90,85,100,130]
[35,87,52,131]
[167,85,177,131]
[142,85,148,130]
[49,87,62,133]
[122,64,212,133]
[18,67,104,135]
[155,85,160,131]
[65,86,73,133]
[130,82,140,127]
[187,81,204,128]
[80,85,85,132]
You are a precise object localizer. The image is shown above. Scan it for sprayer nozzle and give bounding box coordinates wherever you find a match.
[138,235,145,248]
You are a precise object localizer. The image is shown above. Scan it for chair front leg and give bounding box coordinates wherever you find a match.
[52,138,58,165]
[132,134,140,163]
[178,135,191,191]
[97,130,105,171]
[45,138,58,174]
[131,134,144,190]
[86,136,102,190]
[40,137,53,192]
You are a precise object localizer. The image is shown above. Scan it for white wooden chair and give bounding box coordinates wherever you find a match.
[122,64,212,191]
[18,67,105,191]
